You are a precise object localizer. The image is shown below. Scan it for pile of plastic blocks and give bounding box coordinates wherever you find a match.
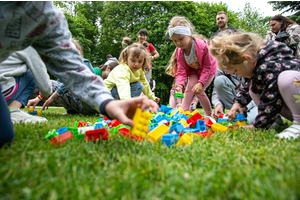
[44,104,247,146]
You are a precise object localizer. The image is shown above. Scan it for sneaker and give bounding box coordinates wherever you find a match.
[10,109,48,124]
[276,121,300,139]
[270,116,288,129]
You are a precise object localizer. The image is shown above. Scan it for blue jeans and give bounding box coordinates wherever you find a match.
[144,67,152,82]
[111,82,144,99]
[6,69,36,108]
[0,84,14,148]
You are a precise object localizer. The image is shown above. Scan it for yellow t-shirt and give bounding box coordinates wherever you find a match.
[104,63,156,100]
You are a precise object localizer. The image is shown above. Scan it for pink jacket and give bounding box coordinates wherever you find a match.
[175,38,217,87]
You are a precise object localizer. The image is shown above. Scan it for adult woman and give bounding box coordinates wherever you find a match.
[136,29,159,81]
[266,15,300,60]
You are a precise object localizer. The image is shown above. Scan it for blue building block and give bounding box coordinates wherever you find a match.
[196,120,207,132]
[28,111,37,115]
[161,133,179,146]
[152,114,163,123]
[149,124,158,131]
[160,105,173,113]
[184,128,199,133]
[166,108,177,115]
[217,118,229,123]
[232,113,246,122]
[169,123,185,133]
[180,113,188,121]
[94,122,104,129]
[56,127,69,135]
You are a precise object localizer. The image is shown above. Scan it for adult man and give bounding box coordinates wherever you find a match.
[210,11,238,40]
[104,54,118,65]
[210,11,258,124]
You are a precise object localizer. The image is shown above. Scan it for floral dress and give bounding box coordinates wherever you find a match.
[234,40,300,128]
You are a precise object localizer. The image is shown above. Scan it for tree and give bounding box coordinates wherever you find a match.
[268,1,300,22]
[232,2,270,37]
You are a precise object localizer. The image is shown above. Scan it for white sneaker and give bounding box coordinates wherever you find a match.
[276,121,300,139]
[10,109,48,124]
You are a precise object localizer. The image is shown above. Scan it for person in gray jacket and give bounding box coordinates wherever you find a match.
[211,68,258,124]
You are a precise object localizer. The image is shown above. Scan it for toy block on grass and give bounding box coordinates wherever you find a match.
[211,123,228,132]
[187,112,203,127]
[77,121,92,128]
[174,93,184,98]
[178,118,188,127]
[232,113,246,122]
[217,118,229,123]
[56,127,69,135]
[107,119,122,127]
[160,105,172,113]
[28,111,37,115]
[28,107,34,113]
[236,121,246,127]
[176,134,193,146]
[196,120,207,132]
[130,108,152,138]
[118,127,130,137]
[85,128,109,142]
[50,131,73,146]
[147,124,169,144]
[184,111,191,116]
[44,129,58,140]
[161,133,179,146]
[169,123,184,133]
[203,117,214,127]
[191,110,200,116]
[198,130,213,138]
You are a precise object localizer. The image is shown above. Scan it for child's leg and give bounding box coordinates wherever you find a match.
[181,74,198,111]
[111,82,144,100]
[0,84,14,148]
[169,88,176,108]
[278,70,300,123]
[194,74,214,116]
[6,69,36,108]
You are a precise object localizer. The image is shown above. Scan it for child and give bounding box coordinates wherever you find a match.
[209,32,300,139]
[165,50,198,112]
[0,2,158,148]
[94,61,119,80]
[167,16,217,116]
[104,43,160,103]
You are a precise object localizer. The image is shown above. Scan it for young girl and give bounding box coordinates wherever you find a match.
[104,43,160,103]
[165,50,198,112]
[209,32,300,139]
[167,16,217,116]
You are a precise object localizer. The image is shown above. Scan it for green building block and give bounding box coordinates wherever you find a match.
[44,129,58,141]
[174,93,184,98]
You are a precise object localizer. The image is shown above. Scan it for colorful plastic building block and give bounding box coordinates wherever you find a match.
[176,134,193,146]
[50,131,73,146]
[203,117,214,127]
[107,119,122,127]
[236,121,246,127]
[169,123,185,133]
[160,105,173,113]
[147,124,169,144]
[178,118,188,127]
[56,127,69,135]
[196,120,207,132]
[44,129,58,140]
[211,123,228,132]
[77,126,94,134]
[27,107,34,113]
[162,133,179,146]
[85,128,109,142]
[232,113,246,122]
[217,118,229,123]
[187,112,203,127]
[130,108,152,138]
[174,93,184,98]
[28,111,37,115]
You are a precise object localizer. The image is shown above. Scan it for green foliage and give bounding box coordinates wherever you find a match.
[233,3,270,37]
[1,108,300,199]
[268,1,300,22]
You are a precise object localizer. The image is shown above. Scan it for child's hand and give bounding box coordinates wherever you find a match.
[192,82,203,94]
[27,97,41,110]
[242,124,255,129]
[212,104,223,119]
[104,96,159,127]
[155,97,160,104]
[226,103,243,121]
[42,97,55,110]
[190,103,197,111]
[175,85,183,93]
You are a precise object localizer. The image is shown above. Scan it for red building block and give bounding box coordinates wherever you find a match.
[85,128,109,142]
[118,127,130,137]
[197,130,213,138]
[108,119,122,127]
[50,131,73,146]
[203,118,214,127]
[77,121,92,128]
[103,116,110,121]
[187,113,203,127]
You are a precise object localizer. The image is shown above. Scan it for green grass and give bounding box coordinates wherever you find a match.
[1,107,300,200]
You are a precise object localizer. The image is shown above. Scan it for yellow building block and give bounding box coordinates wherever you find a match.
[236,121,246,127]
[28,108,34,113]
[211,123,228,132]
[191,110,199,116]
[130,108,152,138]
[184,111,191,115]
[178,107,184,114]
[37,110,42,116]
[178,119,188,127]
[147,124,169,144]
[170,108,179,116]
[186,133,199,138]
[176,134,193,146]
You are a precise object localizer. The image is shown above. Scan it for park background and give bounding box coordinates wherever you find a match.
[48,1,300,105]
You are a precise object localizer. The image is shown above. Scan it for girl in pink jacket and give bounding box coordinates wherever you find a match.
[167,16,217,116]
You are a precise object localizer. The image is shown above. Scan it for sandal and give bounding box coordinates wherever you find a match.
[276,121,300,139]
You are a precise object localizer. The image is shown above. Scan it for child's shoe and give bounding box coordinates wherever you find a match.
[10,108,48,124]
[276,121,300,139]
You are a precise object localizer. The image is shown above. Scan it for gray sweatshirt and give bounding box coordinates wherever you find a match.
[0,2,113,113]
[0,46,51,100]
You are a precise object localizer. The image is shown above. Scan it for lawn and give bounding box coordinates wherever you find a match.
[0,107,300,200]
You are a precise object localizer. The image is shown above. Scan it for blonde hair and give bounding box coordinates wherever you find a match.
[119,43,151,72]
[166,16,205,40]
[209,32,263,71]
[122,37,131,49]
[165,50,177,77]
[72,38,83,57]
